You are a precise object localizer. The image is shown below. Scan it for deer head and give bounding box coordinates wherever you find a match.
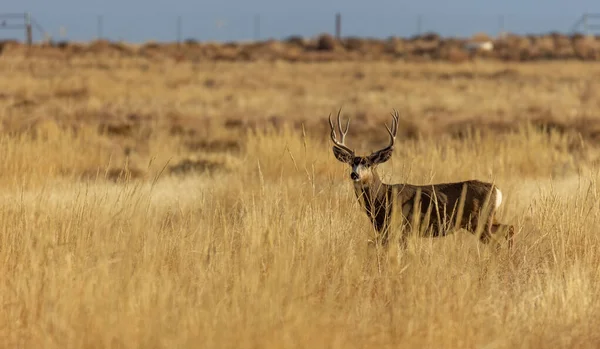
[329,109,399,185]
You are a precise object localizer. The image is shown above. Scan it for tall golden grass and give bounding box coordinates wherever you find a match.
[0,123,599,348]
[0,56,599,348]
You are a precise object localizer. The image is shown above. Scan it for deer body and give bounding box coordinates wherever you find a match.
[329,110,514,249]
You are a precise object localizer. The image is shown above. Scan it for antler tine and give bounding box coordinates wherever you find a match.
[382,109,399,147]
[391,109,399,136]
[336,108,350,144]
[374,109,399,155]
[328,108,354,155]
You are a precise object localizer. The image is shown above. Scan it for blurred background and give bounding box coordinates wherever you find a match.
[1,0,599,42]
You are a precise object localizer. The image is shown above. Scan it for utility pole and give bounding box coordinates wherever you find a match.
[177,15,182,44]
[254,14,260,41]
[97,14,103,39]
[25,12,32,45]
[335,12,341,39]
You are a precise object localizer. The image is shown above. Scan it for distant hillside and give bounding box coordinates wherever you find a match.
[2,32,600,62]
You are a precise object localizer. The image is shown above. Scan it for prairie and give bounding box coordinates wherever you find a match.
[0,53,599,348]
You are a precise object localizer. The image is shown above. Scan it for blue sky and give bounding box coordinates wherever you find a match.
[1,0,599,42]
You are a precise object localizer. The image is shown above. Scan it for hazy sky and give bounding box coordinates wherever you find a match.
[2,0,599,42]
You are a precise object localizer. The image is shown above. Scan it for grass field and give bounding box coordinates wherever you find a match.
[1,53,600,348]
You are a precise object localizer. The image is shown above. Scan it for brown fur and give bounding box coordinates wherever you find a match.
[329,109,515,249]
[352,170,514,248]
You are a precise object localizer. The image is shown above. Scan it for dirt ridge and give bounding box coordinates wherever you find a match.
[3,32,600,62]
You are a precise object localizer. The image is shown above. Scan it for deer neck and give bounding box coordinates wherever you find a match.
[353,169,387,207]
[352,169,393,233]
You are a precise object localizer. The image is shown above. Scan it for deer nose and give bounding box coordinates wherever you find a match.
[350,172,359,180]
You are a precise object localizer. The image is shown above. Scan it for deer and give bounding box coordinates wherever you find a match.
[329,109,515,250]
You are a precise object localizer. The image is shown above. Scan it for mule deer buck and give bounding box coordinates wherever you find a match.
[329,109,514,249]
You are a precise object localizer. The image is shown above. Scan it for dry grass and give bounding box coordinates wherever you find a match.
[1,55,600,348]
[3,33,600,62]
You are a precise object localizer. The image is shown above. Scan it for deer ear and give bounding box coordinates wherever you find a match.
[368,147,393,164]
[332,146,353,164]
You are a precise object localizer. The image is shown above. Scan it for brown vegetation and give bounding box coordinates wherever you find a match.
[3,32,600,62]
[1,51,600,347]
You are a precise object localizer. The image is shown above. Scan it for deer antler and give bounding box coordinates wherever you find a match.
[328,108,354,155]
[375,109,399,154]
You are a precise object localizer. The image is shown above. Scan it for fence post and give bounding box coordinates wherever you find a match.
[97,15,103,39]
[254,14,260,41]
[177,15,182,45]
[335,12,341,39]
[25,12,32,45]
